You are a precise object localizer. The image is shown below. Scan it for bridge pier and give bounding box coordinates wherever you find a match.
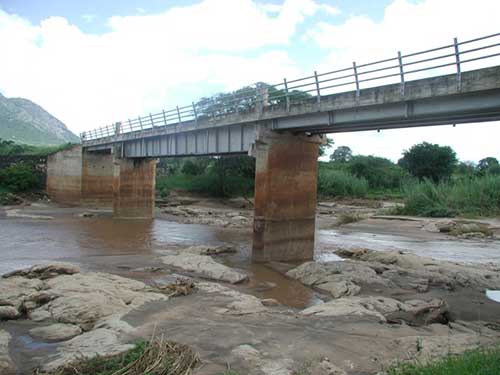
[251,130,322,262]
[112,157,156,219]
[81,149,114,206]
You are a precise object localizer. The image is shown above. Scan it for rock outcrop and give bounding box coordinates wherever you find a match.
[161,253,247,284]
[0,263,169,371]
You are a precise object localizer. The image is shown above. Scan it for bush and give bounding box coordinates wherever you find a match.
[400,175,500,217]
[348,155,407,190]
[318,169,368,198]
[0,164,40,192]
[388,346,500,375]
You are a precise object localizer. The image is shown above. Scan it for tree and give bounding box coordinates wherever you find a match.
[478,157,499,175]
[330,146,353,163]
[398,142,457,182]
[349,155,407,189]
[456,161,476,177]
[319,137,334,157]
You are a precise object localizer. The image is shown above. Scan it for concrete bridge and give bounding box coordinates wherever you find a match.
[47,33,500,262]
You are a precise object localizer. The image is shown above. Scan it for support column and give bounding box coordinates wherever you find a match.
[113,158,156,219]
[46,145,83,204]
[81,150,114,207]
[251,130,323,262]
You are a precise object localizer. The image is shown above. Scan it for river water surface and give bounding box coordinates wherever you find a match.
[1,204,500,308]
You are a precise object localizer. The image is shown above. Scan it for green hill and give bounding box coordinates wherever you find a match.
[0,93,80,146]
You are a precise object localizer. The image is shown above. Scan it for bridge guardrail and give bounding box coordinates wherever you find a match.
[81,32,500,143]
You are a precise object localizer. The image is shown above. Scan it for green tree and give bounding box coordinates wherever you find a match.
[349,155,407,189]
[330,146,353,163]
[477,157,499,175]
[398,142,457,182]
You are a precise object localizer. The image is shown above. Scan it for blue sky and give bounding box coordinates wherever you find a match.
[0,0,499,162]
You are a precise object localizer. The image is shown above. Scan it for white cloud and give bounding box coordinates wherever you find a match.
[308,0,500,162]
[0,0,326,134]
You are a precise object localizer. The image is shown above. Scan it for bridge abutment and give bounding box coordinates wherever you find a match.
[251,130,322,262]
[112,157,156,219]
[46,145,83,204]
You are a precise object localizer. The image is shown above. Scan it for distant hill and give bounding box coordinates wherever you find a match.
[0,93,80,146]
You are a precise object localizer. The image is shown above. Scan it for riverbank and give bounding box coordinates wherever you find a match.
[1,197,499,374]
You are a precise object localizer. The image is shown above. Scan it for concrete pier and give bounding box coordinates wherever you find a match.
[81,150,114,206]
[251,130,323,262]
[46,145,83,204]
[112,158,157,219]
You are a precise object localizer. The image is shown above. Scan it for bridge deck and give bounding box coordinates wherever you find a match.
[84,66,500,158]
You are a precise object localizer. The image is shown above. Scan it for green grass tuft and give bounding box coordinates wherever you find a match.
[388,347,500,375]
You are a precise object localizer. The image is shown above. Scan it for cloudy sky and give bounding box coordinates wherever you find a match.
[0,0,499,162]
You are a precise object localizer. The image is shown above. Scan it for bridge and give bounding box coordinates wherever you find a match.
[47,32,500,262]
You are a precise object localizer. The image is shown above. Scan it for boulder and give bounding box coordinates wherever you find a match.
[287,260,391,298]
[0,330,15,375]
[29,323,82,341]
[0,276,44,310]
[161,253,247,284]
[0,306,20,320]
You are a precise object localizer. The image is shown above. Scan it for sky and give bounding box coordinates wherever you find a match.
[0,0,499,163]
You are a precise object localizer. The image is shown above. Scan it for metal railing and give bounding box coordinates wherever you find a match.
[81,32,500,142]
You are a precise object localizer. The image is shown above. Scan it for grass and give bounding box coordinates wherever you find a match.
[388,346,500,375]
[318,169,368,198]
[398,176,500,217]
[36,338,198,375]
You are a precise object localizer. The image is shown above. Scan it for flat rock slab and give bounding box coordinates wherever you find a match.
[29,323,82,341]
[161,253,248,284]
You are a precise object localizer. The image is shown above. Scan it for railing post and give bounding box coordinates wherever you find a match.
[398,51,405,97]
[138,116,143,131]
[256,84,263,115]
[115,122,121,136]
[162,110,167,126]
[454,37,462,91]
[192,102,198,126]
[149,113,154,128]
[128,119,132,132]
[353,61,360,101]
[283,78,290,112]
[314,71,321,106]
[176,106,182,123]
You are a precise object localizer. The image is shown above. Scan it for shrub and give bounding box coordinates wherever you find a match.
[318,169,368,198]
[400,175,500,217]
[0,164,40,192]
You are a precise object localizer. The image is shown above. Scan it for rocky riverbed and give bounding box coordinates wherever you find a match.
[1,197,500,374]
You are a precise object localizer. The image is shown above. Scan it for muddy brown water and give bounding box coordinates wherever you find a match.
[1,205,500,310]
